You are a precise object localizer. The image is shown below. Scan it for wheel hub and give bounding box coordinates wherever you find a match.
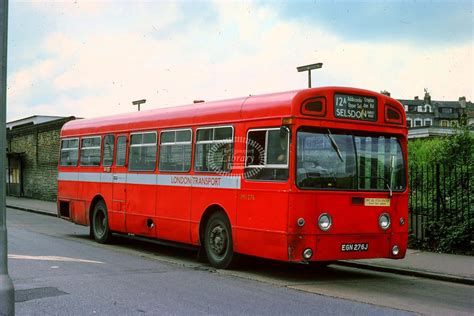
[210,226,227,255]
[95,211,106,237]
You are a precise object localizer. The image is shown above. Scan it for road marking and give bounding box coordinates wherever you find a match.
[8,254,104,264]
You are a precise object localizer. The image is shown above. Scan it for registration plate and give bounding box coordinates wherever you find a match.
[341,243,369,252]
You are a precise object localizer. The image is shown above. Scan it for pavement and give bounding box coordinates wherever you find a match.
[6,196,474,286]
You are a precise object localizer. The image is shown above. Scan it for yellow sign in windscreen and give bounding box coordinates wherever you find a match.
[364,198,391,207]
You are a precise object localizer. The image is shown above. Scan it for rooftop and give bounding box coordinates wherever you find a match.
[7,115,69,130]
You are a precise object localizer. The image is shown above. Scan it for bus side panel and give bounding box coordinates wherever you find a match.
[57,180,77,206]
[125,182,157,237]
[79,179,101,225]
[100,176,113,217]
[391,193,409,258]
[155,185,191,244]
[234,188,289,261]
[71,200,87,225]
[190,187,237,245]
[99,174,123,232]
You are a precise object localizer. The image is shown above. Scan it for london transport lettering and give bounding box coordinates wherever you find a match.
[170,175,222,186]
[334,93,377,121]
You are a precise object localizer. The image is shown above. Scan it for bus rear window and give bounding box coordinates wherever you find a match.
[60,138,79,166]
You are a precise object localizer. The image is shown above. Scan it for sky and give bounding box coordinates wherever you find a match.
[6,0,474,121]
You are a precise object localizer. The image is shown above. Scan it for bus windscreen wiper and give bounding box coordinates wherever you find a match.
[326,129,344,162]
[358,175,393,197]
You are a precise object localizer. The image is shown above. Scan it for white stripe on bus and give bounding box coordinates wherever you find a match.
[127,173,157,185]
[78,172,101,182]
[100,173,114,183]
[58,172,241,189]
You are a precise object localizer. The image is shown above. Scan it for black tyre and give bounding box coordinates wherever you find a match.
[91,200,111,244]
[204,212,235,269]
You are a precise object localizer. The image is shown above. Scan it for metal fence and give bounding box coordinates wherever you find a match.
[408,164,473,242]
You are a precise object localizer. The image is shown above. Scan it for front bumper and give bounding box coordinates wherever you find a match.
[288,232,407,262]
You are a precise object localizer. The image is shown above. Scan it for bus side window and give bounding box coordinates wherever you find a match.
[245,128,289,181]
[60,138,79,166]
[80,136,101,166]
[102,135,115,167]
[159,129,192,172]
[116,136,127,167]
[195,126,233,173]
[128,132,157,171]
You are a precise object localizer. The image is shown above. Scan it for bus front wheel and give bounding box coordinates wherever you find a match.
[204,212,235,269]
[92,200,111,244]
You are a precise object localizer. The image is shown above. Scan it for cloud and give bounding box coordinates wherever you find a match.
[8,58,57,100]
[29,0,108,16]
[6,1,473,121]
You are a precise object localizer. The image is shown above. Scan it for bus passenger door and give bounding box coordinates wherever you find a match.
[109,135,127,232]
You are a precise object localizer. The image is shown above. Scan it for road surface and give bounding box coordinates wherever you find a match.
[7,208,473,315]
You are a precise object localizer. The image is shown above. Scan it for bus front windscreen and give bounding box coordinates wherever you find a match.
[296,128,406,191]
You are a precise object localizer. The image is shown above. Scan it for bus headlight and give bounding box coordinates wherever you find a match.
[318,213,332,231]
[379,213,391,230]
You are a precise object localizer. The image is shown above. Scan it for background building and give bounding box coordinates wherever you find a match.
[6,116,76,201]
[396,90,473,139]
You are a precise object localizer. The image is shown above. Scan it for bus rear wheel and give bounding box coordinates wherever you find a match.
[204,212,235,269]
[92,200,111,244]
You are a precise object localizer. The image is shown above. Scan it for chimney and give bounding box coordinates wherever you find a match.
[424,89,431,104]
[459,96,466,108]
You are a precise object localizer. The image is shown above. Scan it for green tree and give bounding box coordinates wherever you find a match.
[408,127,473,254]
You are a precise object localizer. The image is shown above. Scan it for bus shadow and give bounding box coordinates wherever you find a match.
[232,255,390,284]
[68,233,198,261]
[67,233,391,284]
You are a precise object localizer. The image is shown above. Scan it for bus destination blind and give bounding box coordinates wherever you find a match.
[334,93,377,121]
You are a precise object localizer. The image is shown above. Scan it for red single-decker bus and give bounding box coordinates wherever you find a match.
[58,87,408,269]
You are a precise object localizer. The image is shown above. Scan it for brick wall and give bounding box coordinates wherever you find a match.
[7,117,75,201]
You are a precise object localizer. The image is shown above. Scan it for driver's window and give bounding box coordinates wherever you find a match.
[296,130,356,189]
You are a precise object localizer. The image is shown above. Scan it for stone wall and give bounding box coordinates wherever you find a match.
[7,117,75,201]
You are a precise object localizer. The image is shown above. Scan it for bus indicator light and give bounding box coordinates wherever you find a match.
[303,248,313,260]
[392,245,400,256]
[297,217,305,227]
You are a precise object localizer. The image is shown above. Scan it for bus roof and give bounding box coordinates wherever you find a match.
[61,86,403,137]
